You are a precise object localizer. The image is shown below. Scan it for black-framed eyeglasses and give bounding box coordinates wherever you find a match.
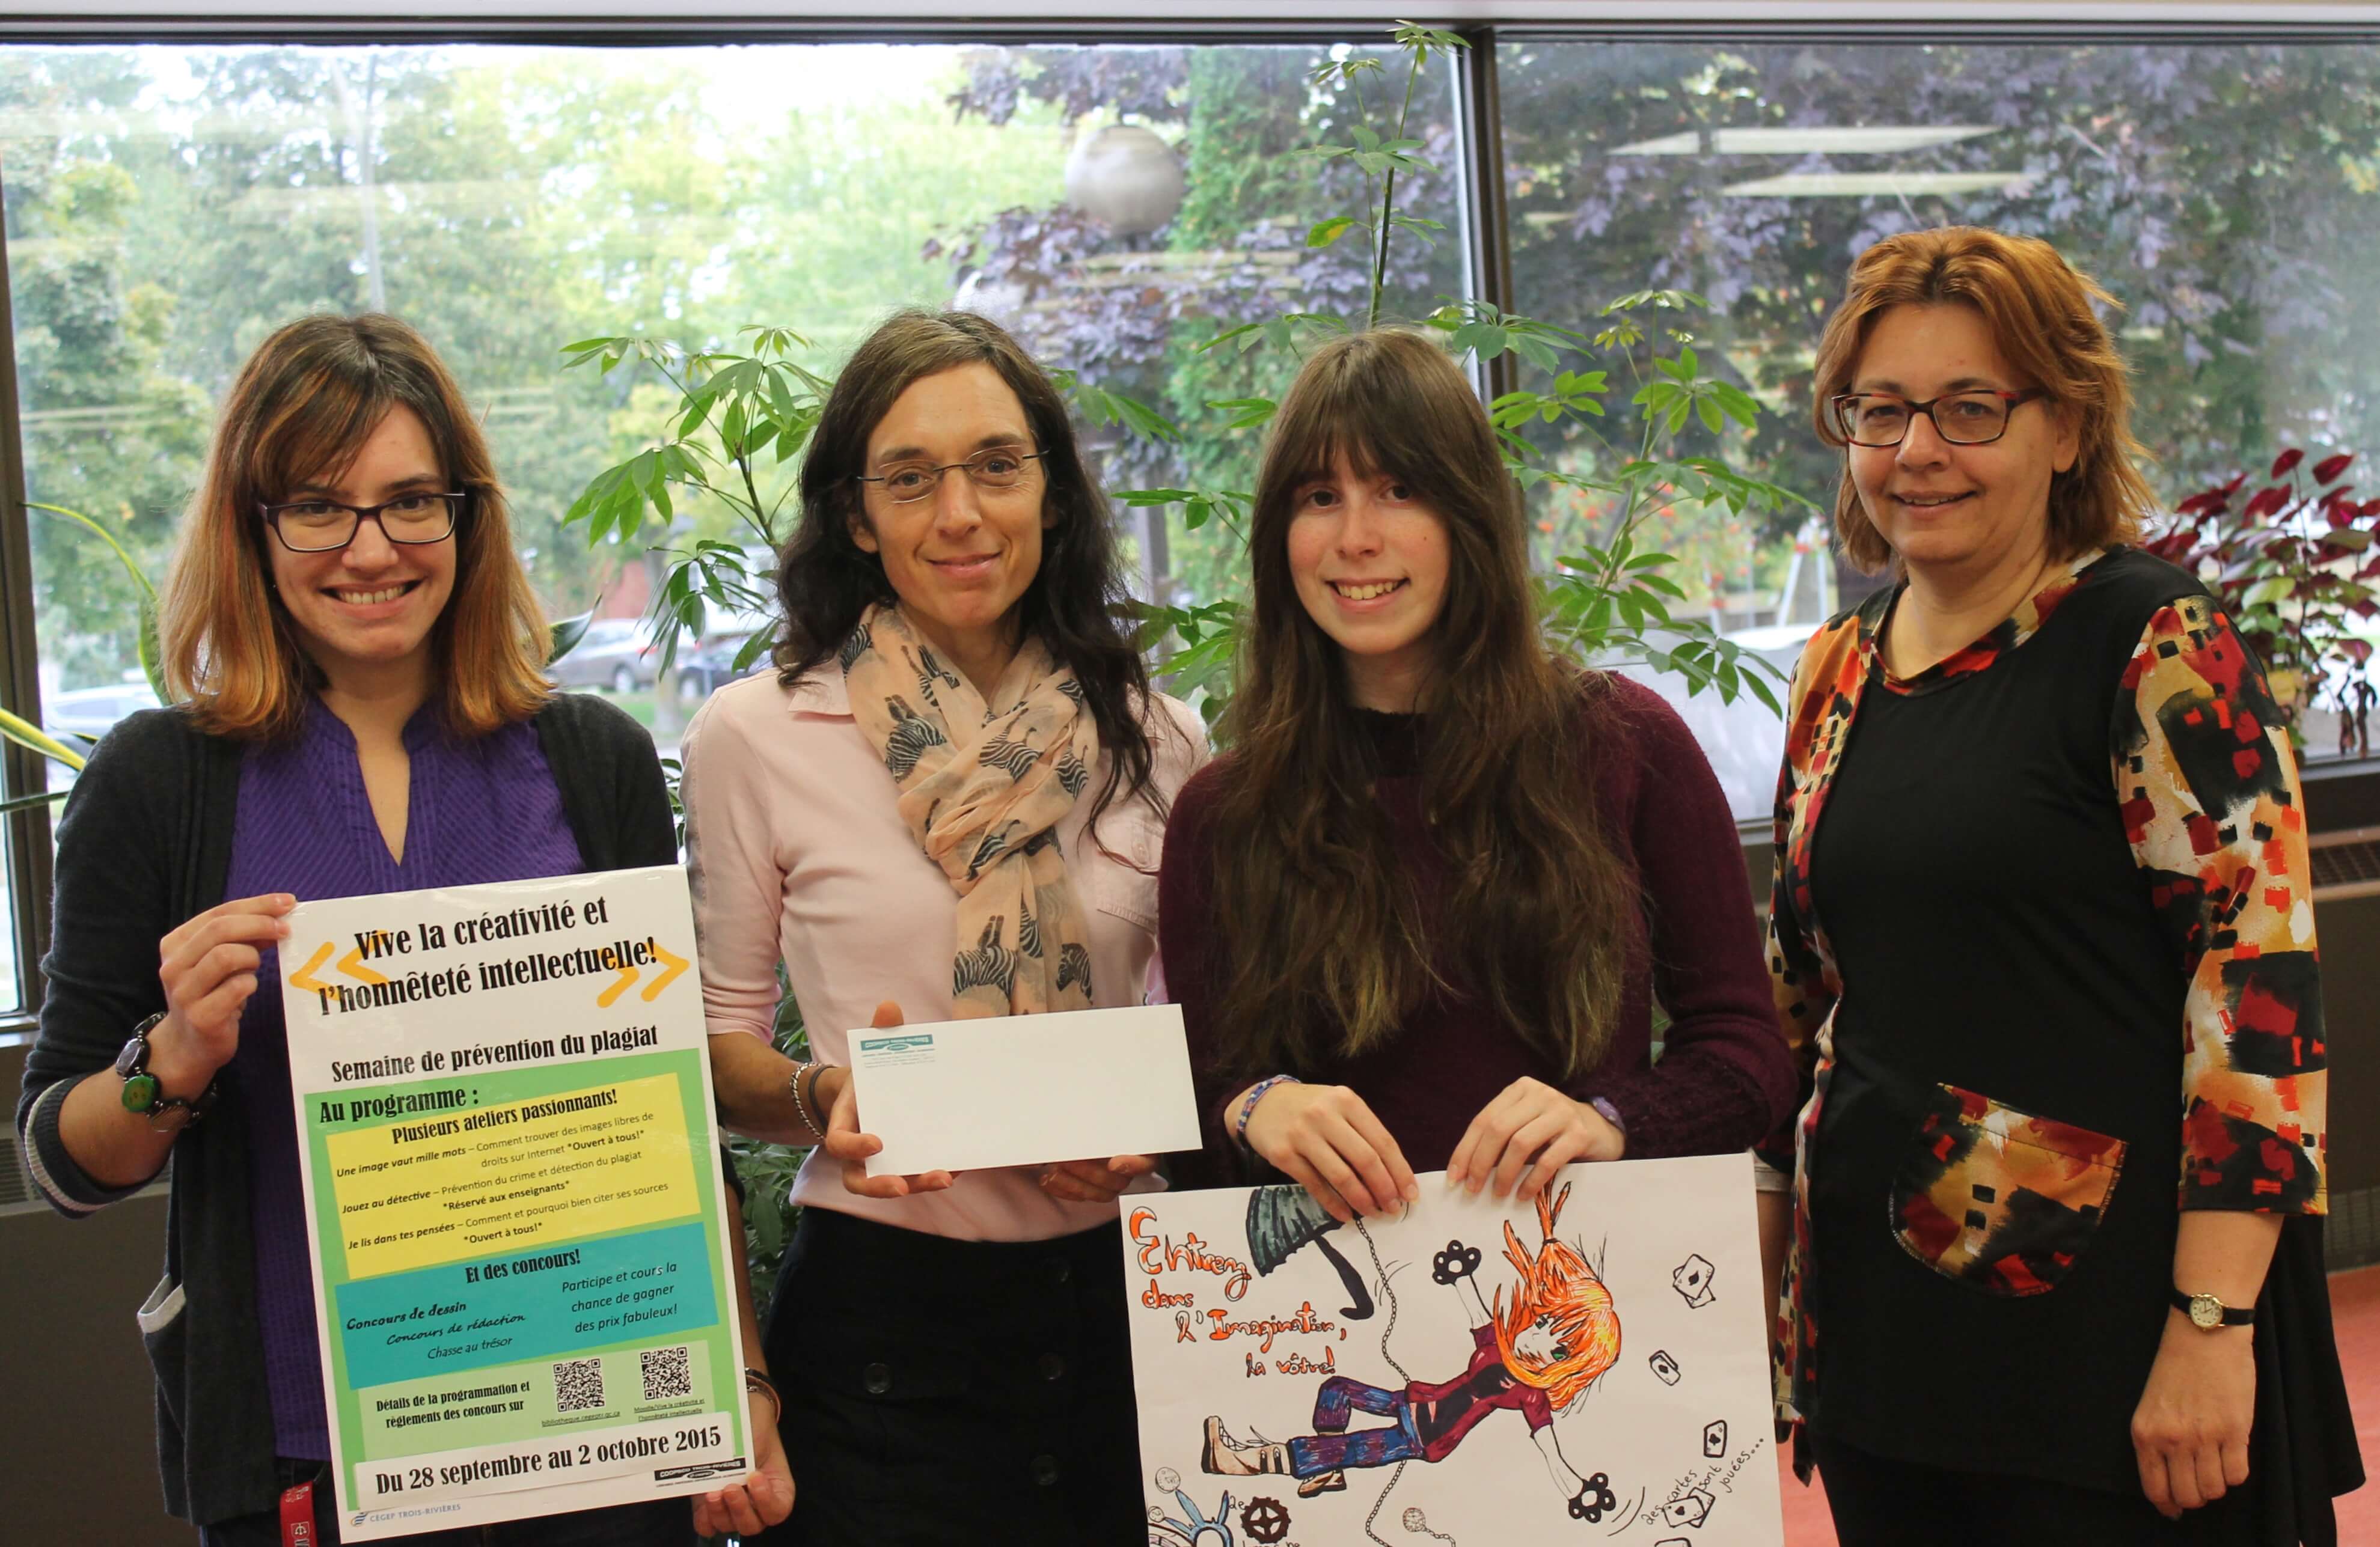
[1829,388,2050,448]
[259,492,465,553]
[855,447,1047,505]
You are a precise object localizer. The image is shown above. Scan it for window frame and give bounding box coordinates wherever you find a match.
[0,7,2373,1042]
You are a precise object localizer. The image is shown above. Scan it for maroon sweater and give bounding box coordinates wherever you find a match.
[1157,675,1794,1178]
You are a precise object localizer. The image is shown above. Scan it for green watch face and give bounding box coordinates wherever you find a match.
[121,1071,160,1113]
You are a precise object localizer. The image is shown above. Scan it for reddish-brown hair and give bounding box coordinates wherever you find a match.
[159,313,550,739]
[1811,225,2155,573]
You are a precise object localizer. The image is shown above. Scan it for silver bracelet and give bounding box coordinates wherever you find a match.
[788,1060,828,1138]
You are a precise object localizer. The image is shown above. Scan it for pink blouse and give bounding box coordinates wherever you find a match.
[682,665,1208,1242]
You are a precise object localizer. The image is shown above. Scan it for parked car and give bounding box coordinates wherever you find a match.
[41,680,164,792]
[548,617,664,693]
[45,681,162,746]
[674,629,770,704]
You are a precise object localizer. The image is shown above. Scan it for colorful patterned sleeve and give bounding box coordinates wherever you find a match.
[2112,593,2327,1214]
[1755,619,1861,1167]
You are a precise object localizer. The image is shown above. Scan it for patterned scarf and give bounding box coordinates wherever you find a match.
[840,602,1101,1018]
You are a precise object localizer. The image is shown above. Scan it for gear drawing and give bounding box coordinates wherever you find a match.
[1241,1496,1292,1543]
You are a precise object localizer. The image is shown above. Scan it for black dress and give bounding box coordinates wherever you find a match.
[1763,548,2361,1543]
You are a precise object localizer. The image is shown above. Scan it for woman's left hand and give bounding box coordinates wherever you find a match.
[2131,1314,2256,1518]
[691,1385,796,1537]
[1447,1078,1624,1203]
[1038,1154,1156,1204]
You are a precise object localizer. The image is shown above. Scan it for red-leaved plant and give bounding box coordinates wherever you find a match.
[2141,448,2379,758]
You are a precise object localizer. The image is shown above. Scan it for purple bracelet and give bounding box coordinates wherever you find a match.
[1234,1075,1301,1149]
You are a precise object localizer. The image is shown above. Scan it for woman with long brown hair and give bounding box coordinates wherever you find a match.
[1159,326,1794,1324]
[13,313,789,1545]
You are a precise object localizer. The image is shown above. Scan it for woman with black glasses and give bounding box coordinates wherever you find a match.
[1763,227,2360,1545]
[682,308,1204,1546]
[13,313,789,1545]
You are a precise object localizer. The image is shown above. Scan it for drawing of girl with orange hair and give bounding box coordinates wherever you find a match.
[1202,1184,1623,1520]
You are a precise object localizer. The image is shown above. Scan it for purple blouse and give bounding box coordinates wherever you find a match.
[224,698,584,1460]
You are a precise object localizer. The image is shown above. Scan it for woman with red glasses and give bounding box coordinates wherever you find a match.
[1763,225,2360,1544]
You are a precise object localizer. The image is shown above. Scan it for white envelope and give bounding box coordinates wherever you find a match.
[850,1004,1201,1176]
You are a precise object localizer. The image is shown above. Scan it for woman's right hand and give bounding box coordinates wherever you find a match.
[1240,1082,1418,1223]
[819,1001,958,1200]
[149,892,295,1093]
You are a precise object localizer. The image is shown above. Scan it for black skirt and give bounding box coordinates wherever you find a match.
[749,1205,1145,1547]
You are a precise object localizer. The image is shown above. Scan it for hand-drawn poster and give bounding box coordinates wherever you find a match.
[1124,1154,1781,1547]
[280,866,749,1539]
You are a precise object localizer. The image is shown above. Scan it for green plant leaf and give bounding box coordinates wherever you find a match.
[1452,321,1508,359]
[1307,216,1358,248]
[546,605,598,667]
[1196,322,1264,355]
[0,705,84,770]
[1206,397,1277,429]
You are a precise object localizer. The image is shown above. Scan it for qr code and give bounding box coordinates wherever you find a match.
[640,1345,693,1402]
[553,1357,605,1412]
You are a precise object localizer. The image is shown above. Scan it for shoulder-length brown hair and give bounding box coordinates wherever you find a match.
[1811,225,2157,574]
[159,313,550,739]
[774,308,1163,834]
[1199,329,1635,1081]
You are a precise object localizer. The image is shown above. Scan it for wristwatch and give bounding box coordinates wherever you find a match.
[2171,1289,2254,1331]
[115,1013,218,1130]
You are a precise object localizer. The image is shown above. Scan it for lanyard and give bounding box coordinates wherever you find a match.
[279,1480,316,1547]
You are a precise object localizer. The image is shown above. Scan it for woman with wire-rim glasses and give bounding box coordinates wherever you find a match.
[1760,226,2360,1544]
[13,313,789,1546]
[682,309,1204,1545]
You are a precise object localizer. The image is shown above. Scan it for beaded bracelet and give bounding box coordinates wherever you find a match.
[1232,1074,1301,1149]
[788,1060,829,1140]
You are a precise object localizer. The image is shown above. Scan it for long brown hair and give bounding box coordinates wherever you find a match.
[1200,329,1634,1080]
[1812,225,2155,574]
[775,308,1163,835]
[159,313,550,739]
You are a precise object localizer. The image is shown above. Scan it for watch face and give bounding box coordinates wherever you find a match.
[2190,1294,2224,1330]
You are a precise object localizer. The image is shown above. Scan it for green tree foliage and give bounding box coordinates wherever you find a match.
[0,44,1080,693]
[1498,40,2380,563]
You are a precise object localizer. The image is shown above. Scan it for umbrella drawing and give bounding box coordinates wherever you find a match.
[1245,1185,1377,1320]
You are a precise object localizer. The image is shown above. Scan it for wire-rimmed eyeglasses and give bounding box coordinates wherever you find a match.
[1829,388,2049,448]
[260,492,465,553]
[855,447,1047,504]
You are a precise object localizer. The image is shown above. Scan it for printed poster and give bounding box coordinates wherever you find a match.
[1124,1154,1782,1547]
[281,865,748,1539]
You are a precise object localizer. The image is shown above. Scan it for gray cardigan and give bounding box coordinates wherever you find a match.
[14,693,678,1527]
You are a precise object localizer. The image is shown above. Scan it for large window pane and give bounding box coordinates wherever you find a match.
[0,822,20,1016]
[1501,38,2380,816]
[2,38,1466,761]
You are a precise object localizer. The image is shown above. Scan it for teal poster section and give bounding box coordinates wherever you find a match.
[336,1219,717,1390]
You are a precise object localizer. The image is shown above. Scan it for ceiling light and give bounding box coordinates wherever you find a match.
[1611,126,1996,157]
[1721,171,2030,198]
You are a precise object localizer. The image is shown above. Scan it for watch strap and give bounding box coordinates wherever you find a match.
[2171,1289,2254,1328]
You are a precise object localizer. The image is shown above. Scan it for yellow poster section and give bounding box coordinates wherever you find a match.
[325,1073,696,1281]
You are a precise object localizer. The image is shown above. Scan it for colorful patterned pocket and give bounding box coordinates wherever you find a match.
[1889,1083,2127,1297]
